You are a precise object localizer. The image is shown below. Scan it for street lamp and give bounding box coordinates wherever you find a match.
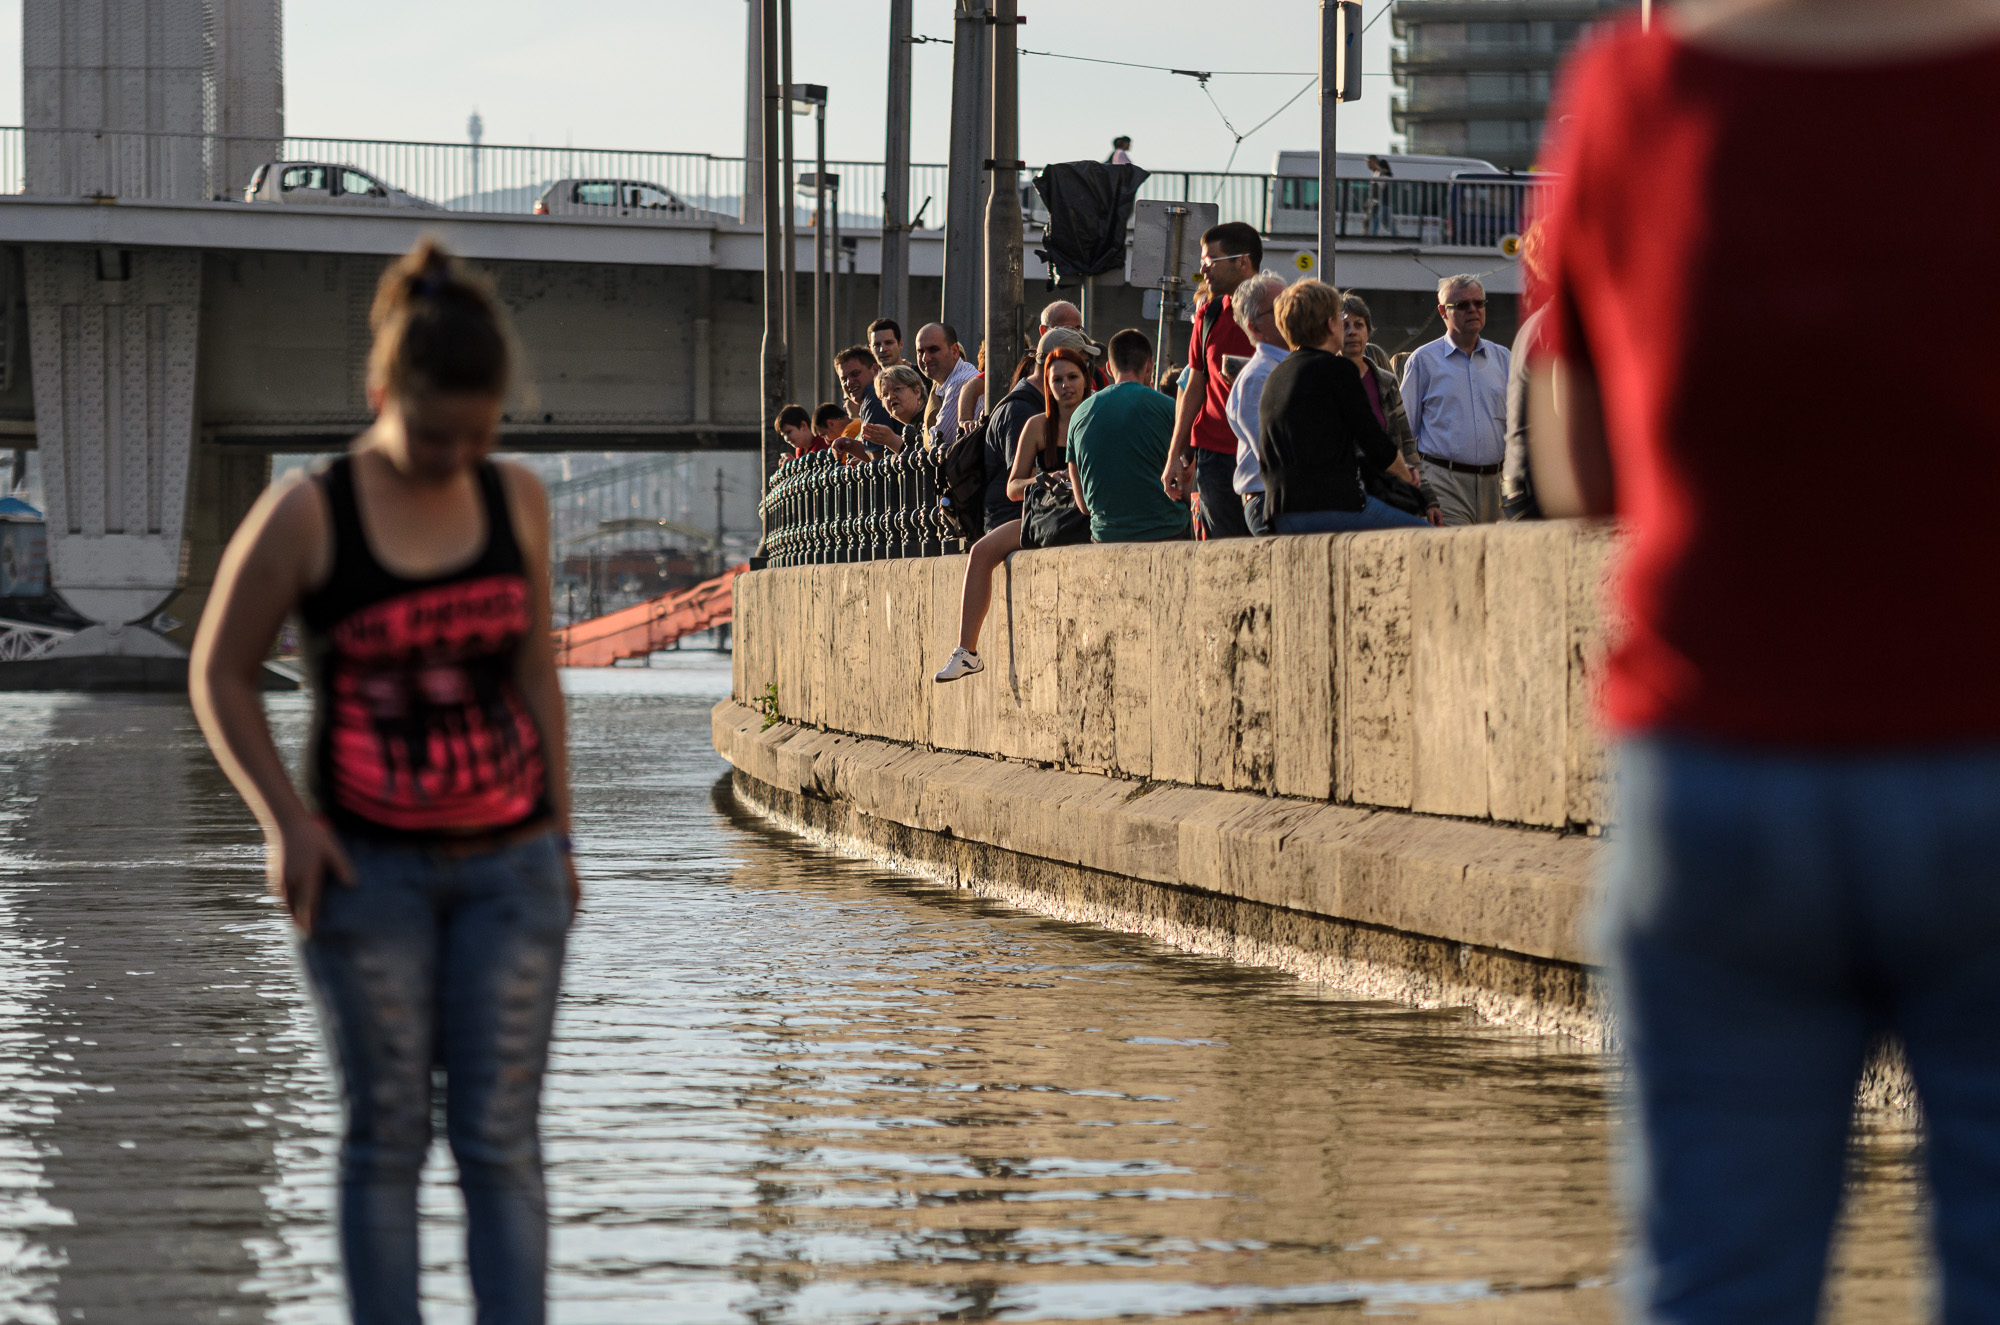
[790,84,829,403]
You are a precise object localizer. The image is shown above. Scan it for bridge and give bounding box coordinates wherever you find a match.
[6,0,1530,680]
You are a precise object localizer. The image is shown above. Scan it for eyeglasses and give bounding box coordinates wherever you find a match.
[1444,299,1486,313]
[1199,252,1248,269]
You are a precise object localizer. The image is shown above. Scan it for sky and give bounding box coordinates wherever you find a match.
[0,0,1398,170]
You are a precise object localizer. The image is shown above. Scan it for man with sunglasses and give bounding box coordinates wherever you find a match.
[1398,275,1511,526]
[1158,222,1261,539]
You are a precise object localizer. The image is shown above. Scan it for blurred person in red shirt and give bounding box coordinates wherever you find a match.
[1531,1,2000,1320]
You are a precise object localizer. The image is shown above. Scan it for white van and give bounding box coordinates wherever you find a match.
[1266,150,1500,240]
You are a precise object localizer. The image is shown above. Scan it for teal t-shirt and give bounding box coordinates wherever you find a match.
[1067,382,1191,544]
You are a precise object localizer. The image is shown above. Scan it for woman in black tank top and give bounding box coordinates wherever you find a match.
[191,240,573,1325]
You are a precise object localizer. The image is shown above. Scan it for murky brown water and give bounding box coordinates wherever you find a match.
[0,659,1926,1322]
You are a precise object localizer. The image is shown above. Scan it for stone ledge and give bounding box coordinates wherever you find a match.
[714,698,1608,1034]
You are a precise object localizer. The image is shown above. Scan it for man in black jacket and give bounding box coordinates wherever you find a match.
[1258,281,1432,534]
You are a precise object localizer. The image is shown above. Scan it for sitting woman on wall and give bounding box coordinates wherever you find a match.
[1258,280,1433,534]
[933,345,1096,682]
[873,364,930,453]
[1341,293,1443,526]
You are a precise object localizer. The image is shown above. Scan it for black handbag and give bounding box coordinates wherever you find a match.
[1364,467,1431,517]
[1019,472,1092,549]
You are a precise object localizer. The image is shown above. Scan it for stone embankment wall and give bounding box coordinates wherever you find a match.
[713,523,1621,1040]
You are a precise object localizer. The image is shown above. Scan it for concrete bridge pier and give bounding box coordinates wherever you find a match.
[25,244,204,672]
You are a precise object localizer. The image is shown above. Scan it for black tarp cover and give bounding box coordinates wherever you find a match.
[1033,160,1150,280]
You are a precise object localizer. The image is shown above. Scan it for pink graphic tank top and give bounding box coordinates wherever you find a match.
[299,456,549,838]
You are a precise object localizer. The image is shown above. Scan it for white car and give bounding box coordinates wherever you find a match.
[243,162,438,209]
[534,178,690,219]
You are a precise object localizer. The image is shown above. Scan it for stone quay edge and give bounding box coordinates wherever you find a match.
[715,523,1624,1040]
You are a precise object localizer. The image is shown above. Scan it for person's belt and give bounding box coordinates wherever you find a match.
[1418,453,1501,477]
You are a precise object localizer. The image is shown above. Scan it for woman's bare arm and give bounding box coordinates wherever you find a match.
[190,476,353,932]
[1006,416,1045,502]
[191,479,322,831]
[1527,353,1616,518]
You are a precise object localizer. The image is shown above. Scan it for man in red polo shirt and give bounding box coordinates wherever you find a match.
[1159,222,1259,538]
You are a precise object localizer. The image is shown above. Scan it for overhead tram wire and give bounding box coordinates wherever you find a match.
[908,1,1392,179]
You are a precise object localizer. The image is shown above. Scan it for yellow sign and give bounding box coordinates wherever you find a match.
[1499,233,1522,258]
[1294,251,1315,272]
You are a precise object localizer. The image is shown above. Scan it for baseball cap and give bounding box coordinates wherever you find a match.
[1036,326,1101,360]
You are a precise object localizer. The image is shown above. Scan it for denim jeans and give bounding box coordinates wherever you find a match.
[1273,497,1431,534]
[1241,490,1271,537]
[1606,737,2000,1324]
[303,830,571,1325]
[1195,447,1251,539]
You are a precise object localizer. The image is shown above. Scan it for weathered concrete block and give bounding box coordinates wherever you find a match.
[1271,535,1338,801]
[1565,522,1621,830]
[1412,528,1491,819]
[1148,544,1199,786]
[1051,542,1155,776]
[1484,523,1572,828]
[1192,539,1275,792]
[1340,532,1415,809]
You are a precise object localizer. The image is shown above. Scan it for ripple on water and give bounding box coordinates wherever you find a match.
[0,657,1925,1323]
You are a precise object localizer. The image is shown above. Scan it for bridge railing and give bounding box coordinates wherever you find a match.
[0,126,1546,248]
[758,448,962,568]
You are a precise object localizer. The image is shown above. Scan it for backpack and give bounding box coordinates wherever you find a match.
[1197,294,1226,374]
[936,414,990,542]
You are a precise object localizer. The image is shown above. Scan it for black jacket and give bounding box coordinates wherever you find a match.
[1257,347,1398,517]
[983,376,1044,526]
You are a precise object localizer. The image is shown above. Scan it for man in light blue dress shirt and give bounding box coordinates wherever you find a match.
[1223,271,1291,537]
[1399,275,1511,526]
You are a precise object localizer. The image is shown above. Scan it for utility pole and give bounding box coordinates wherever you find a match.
[829,179,843,353]
[983,0,1024,384]
[881,0,914,332]
[779,0,797,404]
[758,0,785,533]
[943,0,989,349]
[793,86,830,405]
[1321,2,1364,283]
[714,467,727,577]
[742,0,764,226]
[1318,0,1337,285]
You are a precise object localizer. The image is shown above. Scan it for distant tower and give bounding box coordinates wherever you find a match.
[469,110,485,206]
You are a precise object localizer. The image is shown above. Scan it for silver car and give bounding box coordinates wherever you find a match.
[534,178,688,219]
[243,162,438,209]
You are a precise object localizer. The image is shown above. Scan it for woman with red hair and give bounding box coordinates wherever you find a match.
[933,344,1095,682]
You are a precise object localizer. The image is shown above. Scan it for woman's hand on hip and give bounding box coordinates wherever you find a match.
[268,815,354,936]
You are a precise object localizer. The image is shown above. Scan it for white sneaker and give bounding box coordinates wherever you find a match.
[934,646,984,683]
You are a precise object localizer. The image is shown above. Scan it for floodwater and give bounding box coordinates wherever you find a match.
[0,657,1925,1323]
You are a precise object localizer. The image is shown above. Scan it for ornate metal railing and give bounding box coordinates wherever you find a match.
[758,447,961,567]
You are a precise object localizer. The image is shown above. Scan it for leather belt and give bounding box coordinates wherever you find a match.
[1418,453,1501,477]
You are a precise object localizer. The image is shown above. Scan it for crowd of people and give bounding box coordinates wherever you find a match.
[768,215,1550,685]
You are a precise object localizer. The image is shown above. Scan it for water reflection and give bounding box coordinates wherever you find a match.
[0,659,1925,1322]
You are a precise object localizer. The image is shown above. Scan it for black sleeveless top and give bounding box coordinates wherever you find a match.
[299,456,549,839]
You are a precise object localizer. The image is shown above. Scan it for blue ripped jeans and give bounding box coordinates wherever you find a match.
[302,831,571,1325]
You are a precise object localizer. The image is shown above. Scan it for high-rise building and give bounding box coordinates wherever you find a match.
[1391,0,1631,171]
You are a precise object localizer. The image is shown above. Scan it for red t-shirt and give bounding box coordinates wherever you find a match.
[1187,293,1255,454]
[1538,24,2000,747]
